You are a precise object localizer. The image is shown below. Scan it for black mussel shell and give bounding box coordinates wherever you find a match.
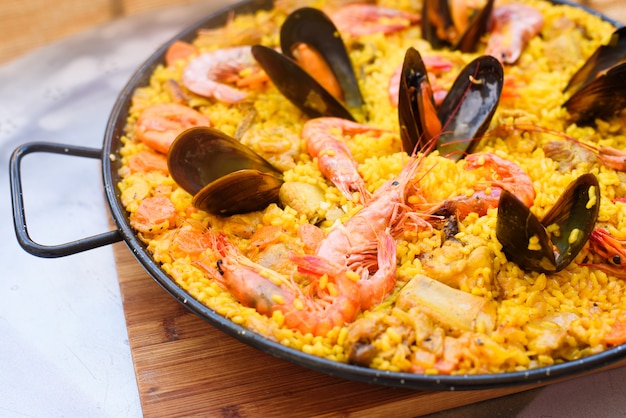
[167,126,283,215]
[280,7,364,111]
[422,0,456,50]
[496,173,600,273]
[251,45,355,120]
[454,0,495,53]
[422,0,494,52]
[564,27,626,96]
[563,62,626,125]
[436,55,503,161]
[398,47,441,154]
[193,170,283,216]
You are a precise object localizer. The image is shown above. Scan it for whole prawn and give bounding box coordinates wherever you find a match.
[206,232,361,337]
[182,46,268,103]
[302,117,388,204]
[311,150,433,310]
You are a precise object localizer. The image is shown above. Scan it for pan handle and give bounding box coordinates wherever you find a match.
[10,142,123,258]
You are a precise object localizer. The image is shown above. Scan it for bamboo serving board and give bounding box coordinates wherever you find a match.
[113,242,625,417]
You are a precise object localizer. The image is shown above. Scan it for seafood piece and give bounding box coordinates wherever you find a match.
[240,123,300,172]
[396,274,497,333]
[388,54,455,108]
[587,227,626,279]
[398,48,504,158]
[496,173,600,273]
[182,46,269,103]
[167,127,283,215]
[422,0,494,52]
[398,47,443,154]
[514,123,626,172]
[280,7,363,110]
[421,244,494,290]
[134,103,210,154]
[127,150,169,175]
[484,3,544,64]
[252,8,364,119]
[208,233,361,336]
[464,152,535,207]
[329,4,421,37]
[195,9,279,48]
[564,27,626,96]
[314,151,433,310]
[563,63,626,125]
[252,45,356,120]
[164,40,198,67]
[562,28,626,124]
[129,196,177,234]
[542,140,597,173]
[279,181,326,221]
[302,117,388,203]
[430,152,535,221]
[435,56,503,160]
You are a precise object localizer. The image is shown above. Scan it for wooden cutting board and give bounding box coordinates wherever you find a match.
[113,241,625,417]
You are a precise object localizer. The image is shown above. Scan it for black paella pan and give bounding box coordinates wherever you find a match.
[9,0,626,390]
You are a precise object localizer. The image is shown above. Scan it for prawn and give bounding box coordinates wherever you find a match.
[182,46,269,103]
[302,117,388,204]
[206,232,360,336]
[485,3,544,64]
[135,103,210,154]
[330,4,421,37]
[587,227,626,279]
[314,151,433,310]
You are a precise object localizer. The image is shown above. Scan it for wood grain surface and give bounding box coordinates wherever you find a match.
[112,242,626,417]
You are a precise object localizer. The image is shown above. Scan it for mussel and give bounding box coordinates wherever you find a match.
[399,47,503,159]
[563,27,626,125]
[422,0,495,52]
[251,7,363,120]
[167,126,283,216]
[496,173,600,273]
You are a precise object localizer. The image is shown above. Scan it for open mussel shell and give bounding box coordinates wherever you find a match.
[436,55,503,161]
[398,47,440,154]
[564,27,626,96]
[280,7,364,111]
[167,126,283,215]
[496,173,600,273]
[563,62,626,125]
[251,45,355,120]
[193,170,284,216]
[422,0,494,52]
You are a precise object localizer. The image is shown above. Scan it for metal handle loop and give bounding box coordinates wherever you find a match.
[10,142,123,258]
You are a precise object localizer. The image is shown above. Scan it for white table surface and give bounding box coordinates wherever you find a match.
[1,1,625,417]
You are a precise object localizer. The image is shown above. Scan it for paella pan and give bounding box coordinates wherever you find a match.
[10,0,626,390]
